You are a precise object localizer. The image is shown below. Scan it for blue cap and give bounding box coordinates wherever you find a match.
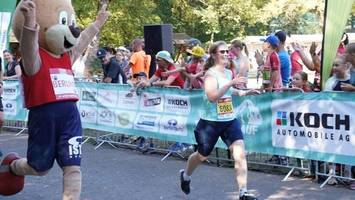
[264,35,280,48]
[96,48,107,58]
[186,38,201,48]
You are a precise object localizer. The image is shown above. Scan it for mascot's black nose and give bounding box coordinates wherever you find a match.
[69,25,81,38]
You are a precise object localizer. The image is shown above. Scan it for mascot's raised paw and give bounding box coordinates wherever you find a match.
[0,153,25,196]
[19,0,36,16]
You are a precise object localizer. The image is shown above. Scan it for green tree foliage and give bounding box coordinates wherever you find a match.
[259,0,324,34]
[70,0,324,45]
[73,0,160,46]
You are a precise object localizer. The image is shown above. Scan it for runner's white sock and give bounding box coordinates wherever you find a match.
[239,187,248,197]
[183,171,191,181]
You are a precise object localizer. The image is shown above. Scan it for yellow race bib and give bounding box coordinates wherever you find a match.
[217,97,234,120]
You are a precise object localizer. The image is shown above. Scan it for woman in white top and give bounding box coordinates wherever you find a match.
[179,41,258,200]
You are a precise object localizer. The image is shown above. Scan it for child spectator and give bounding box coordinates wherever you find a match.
[324,56,350,91]
[291,71,312,92]
[184,46,205,89]
[256,34,282,91]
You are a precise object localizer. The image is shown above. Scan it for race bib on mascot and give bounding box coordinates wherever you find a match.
[50,68,78,100]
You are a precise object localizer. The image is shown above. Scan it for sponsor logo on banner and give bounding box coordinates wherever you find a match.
[81,90,97,105]
[235,100,263,135]
[134,113,160,132]
[97,108,115,127]
[79,106,97,124]
[117,91,139,109]
[160,115,187,136]
[164,95,190,115]
[116,111,135,129]
[97,89,118,108]
[139,93,164,112]
[271,100,355,156]
[2,85,19,100]
[3,100,17,116]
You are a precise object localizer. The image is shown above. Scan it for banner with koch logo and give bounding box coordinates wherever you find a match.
[4,81,355,165]
[164,95,191,115]
[2,82,19,100]
[271,100,355,157]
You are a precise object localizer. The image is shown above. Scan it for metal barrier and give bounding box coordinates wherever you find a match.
[3,123,354,190]
[2,120,27,136]
[316,162,355,188]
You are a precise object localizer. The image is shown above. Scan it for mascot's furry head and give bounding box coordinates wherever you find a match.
[13,0,81,55]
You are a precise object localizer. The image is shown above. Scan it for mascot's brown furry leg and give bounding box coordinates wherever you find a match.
[11,158,49,176]
[63,166,81,200]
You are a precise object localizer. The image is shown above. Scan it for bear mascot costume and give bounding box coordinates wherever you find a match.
[0,0,109,199]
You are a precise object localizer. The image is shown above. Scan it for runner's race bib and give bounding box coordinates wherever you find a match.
[217,96,234,120]
[50,68,78,100]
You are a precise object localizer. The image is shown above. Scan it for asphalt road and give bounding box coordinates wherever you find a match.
[0,132,354,200]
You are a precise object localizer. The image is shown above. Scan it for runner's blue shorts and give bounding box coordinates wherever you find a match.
[194,118,243,157]
[27,101,82,172]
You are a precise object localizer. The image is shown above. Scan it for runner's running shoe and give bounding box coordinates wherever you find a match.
[179,169,190,194]
[239,193,258,200]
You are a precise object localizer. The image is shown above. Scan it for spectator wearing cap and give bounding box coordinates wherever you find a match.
[275,31,291,87]
[97,48,127,84]
[184,46,205,89]
[128,38,151,79]
[229,40,250,89]
[182,38,202,63]
[163,46,206,89]
[140,51,184,88]
[256,34,282,91]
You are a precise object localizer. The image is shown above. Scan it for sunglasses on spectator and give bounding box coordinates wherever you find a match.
[218,50,229,54]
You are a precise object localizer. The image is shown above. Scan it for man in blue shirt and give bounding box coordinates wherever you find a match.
[275,31,291,87]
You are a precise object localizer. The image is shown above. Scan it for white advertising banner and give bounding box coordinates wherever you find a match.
[164,95,191,115]
[79,105,97,124]
[115,110,136,129]
[2,82,19,100]
[3,100,17,116]
[139,92,164,112]
[80,88,97,106]
[97,107,115,127]
[160,115,188,136]
[117,91,139,109]
[134,113,160,132]
[271,100,355,157]
[0,12,11,59]
[97,89,118,108]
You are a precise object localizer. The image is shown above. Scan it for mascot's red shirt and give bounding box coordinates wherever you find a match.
[22,48,79,108]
